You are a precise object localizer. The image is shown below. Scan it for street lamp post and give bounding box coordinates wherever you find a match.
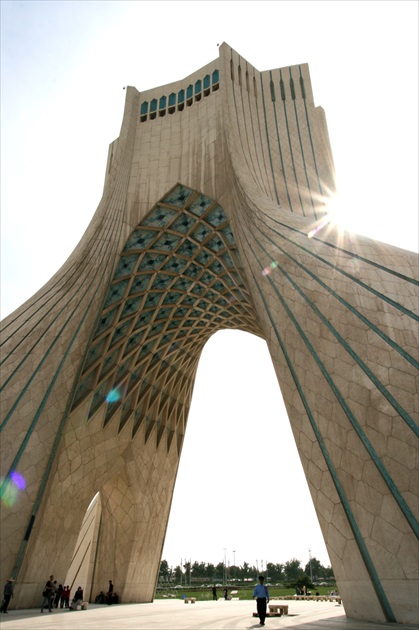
[233,550,236,581]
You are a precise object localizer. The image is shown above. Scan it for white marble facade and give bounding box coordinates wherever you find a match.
[0,44,417,624]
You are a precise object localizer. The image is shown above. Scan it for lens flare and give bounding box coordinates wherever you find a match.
[0,476,19,507]
[349,257,360,274]
[10,471,26,490]
[308,215,332,239]
[106,388,121,403]
[261,260,279,277]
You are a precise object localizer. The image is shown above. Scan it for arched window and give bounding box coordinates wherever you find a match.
[168,92,176,114]
[186,84,193,106]
[270,80,275,102]
[150,98,157,119]
[246,70,250,92]
[212,69,219,91]
[159,95,167,117]
[253,76,257,98]
[195,79,202,101]
[238,65,242,87]
[178,89,185,111]
[230,59,234,81]
[140,101,148,122]
[204,74,211,96]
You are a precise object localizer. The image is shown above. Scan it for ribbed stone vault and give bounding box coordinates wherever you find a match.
[72,184,262,452]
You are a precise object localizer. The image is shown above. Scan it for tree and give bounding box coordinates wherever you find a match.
[323,565,335,580]
[295,572,313,589]
[284,558,301,583]
[215,562,224,582]
[173,565,183,583]
[206,563,216,580]
[159,559,170,579]
[267,562,284,582]
[191,561,206,578]
[304,556,322,581]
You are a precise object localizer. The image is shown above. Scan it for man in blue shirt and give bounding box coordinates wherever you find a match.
[253,575,270,626]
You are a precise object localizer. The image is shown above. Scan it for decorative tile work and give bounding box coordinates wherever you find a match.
[71,186,261,445]
[139,71,220,122]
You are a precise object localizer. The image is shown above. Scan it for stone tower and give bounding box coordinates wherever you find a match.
[0,44,417,624]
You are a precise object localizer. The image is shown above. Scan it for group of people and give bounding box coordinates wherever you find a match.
[40,575,83,613]
[94,580,119,605]
[2,574,115,614]
[210,586,231,601]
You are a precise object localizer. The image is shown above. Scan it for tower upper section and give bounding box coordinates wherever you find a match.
[103,43,335,234]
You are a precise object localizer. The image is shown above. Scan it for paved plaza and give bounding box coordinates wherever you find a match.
[0,599,414,630]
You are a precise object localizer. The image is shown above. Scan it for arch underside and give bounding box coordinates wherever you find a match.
[51,185,263,604]
[72,184,263,455]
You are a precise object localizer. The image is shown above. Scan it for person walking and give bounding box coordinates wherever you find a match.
[212,584,217,600]
[253,575,270,626]
[0,578,15,613]
[41,575,55,613]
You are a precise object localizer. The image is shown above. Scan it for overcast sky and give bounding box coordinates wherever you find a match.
[1,1,417,573]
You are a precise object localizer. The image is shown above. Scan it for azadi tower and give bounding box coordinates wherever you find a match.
[0,44,418,624]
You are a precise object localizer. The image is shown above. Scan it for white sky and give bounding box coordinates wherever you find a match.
[1,1,417,573]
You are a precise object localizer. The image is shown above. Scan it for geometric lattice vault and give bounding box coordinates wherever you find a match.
[0,43,417,625]
[72,184,262,450]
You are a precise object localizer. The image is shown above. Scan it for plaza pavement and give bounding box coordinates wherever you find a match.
[0,599,415,630]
